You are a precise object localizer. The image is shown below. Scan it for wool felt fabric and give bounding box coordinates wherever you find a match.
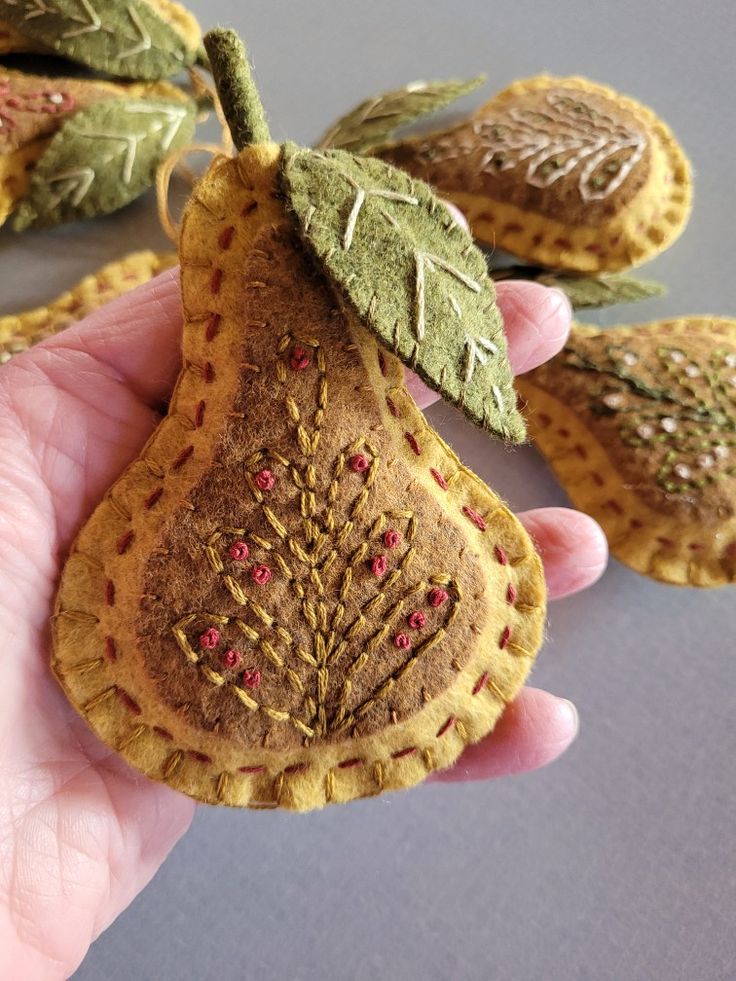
[377,75,692,274]
[534,272,665,310]
[0,68,119,227]
[0,250,177,362]
[0,0,201,80]
[317,76,486,154]
[13,84,196,230]
[282,145,524,443]
[52,139,546,811]
[518,318,736,587]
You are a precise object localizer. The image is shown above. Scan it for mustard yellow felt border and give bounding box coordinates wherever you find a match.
[52,147,546,811]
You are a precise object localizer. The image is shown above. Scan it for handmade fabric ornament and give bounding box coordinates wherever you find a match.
[51,29,545,811]
[0,0,201,79]
[518,318,736,587]
[0,68,196,230]
[372,75,692,274]
[0,251,176,362]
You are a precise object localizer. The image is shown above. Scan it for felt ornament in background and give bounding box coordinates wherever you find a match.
[518,318,736,587]
[0,250,176,362]
[371,75,692,275]
[489,268,666,310]
[0,0,202,80]
[51,28,545,812]
[0,68,197,230]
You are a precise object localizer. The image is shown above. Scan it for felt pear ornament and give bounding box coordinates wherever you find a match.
[370,75,692,276]
[0,250,176,362]
[51,29,546,812]
[0,66,196,229]
[518,318,736,587]
[0,0,201,79]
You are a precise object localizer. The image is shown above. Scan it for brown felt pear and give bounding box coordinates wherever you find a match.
[51,30,545,811]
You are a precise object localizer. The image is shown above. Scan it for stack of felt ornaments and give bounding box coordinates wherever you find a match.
[2,17,733,811]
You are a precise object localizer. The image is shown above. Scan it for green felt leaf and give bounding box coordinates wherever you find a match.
[281,144,525,443]
[538,272,666,309]
[0,0,196,79]
[12,95,196,230]
[317,76,485,154]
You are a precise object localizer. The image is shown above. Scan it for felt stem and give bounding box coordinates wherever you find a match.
[203,29,271,150]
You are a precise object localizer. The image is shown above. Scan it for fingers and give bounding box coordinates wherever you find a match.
[404,280,572,409]
[40,267,183,409]
[429,687,579,783]
[518,507,608,600]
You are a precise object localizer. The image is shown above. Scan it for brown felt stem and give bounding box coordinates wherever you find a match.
[203,28,271,150]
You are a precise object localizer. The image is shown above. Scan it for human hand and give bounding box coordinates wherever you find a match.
[0,268,606,978]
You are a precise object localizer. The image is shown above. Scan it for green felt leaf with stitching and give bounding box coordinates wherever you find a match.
[13,96,196,230]
[281,144,525,443]
[317,76,485,154]
[538,272,666,310]
[0,0,196,79]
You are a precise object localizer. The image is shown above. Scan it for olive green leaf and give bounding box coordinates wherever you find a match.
[537,272,666,309]
[0,0,196,79]
[316,76,485,154]
[13,96,196,230]
[282,144,525,443]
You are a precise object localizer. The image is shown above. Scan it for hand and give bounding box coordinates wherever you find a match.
[0,269,606,978]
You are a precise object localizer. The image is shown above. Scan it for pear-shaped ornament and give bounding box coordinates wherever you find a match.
[51,30,545,811]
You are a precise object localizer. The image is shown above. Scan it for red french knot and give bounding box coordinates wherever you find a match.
[144,487,163,509]
[222,648,242,669]
[116,688,141,716]
[228,540,250,561]
[242,668,262,689]
[205,313,221,341]
[209,269,223,294]
[383,529,401,549]
[104,636,117,662]
[370,555,388,577]
[116,529,135,555]
[251,564,272,585]
[385,396,400,417]
[290,345,312,370]
[408,610,426,630]
[238,764,266,774]
[105,579,115,606]
[199,627,220,649]
[472,672,489,696]
[494,545,509,566]
[172,445,194,471]
[377,349,387,376]
[218,226,235,250]
[349,453,370,473]
[204,361,215,382]
[393,632,411,650]
[430,468,448,490]
[405,432,422,455]
[499,625,511,649]
[463,505,486,532]
[391,746,417,759]
[194,400,206,428]
[506,583,518,605]
[255,468,276,491]
[436,716,456,738]
[338,758,364,769]
[428,587,448,608]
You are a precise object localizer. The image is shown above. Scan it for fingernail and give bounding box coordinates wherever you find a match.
[561,697,579,733]
[547,287,573,322]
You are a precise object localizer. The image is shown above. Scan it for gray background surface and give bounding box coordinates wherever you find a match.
[2,1,733,978]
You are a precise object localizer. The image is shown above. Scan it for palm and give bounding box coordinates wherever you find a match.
[0,270,603,978]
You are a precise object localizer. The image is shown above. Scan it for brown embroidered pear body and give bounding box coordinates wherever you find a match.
[52,30,545,810]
